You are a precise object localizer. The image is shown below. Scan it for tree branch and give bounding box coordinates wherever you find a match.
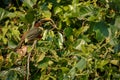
[27,40,37,80]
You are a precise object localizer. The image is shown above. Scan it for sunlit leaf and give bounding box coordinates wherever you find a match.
[42,10,51,18]
[96,60,109,69]
[2,37,8,44]
[0,0,120,80]
[60,67,69,73]
[23,0,36,8]
[110,60,119,66]
[74,39,86,50]
[50,50,59,61]
[58,32,63,49]
[54,7,62,14]
[42,30,48,40]
[2,27,8,36]
[36,53,45,63]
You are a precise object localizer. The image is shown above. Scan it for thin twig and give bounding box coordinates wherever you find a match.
[27,40,37,80]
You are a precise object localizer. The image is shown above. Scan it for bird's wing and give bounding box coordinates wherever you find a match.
[25,27,42,41]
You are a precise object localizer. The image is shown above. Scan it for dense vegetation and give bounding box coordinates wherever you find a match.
[0,0,120,80]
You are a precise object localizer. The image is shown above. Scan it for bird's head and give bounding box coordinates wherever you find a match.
[34,18,57,30]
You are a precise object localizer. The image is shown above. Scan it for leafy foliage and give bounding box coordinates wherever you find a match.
[0,0,120,80]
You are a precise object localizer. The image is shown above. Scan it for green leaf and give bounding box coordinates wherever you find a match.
[74,25,89,37]
[67,58,86,79]
[42,10,51,18]
[93,21,109,41]
[0,8,9,21]
[58,32,64,49]
[11,27,20,41]
[71,0,79,17]
[49,50,58,60]
[0,67,25,80]
[96,60,109,69]
[2,37,8,44]
[78,5,95,20]
[108,25,118,46]
[60,67,69,73]
[75,58,86,71]
[64,27,73,37]
[36,53,45,63]
[8,41,17,48]
[2,27,8,36]
[25,10,36,23]
[114,16,120,29]
[110,60,119,66]
[6,70,18,80]
[23,0,36,9]
[42,30,48,40]
[95,29,104,41]
[74,39,86,50]
[37,57,49,69]
[54,7,62,14]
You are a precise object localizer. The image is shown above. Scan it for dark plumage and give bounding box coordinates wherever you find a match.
[15,18,56,50]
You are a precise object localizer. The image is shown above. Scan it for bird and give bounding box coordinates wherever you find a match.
[15,18,57,50]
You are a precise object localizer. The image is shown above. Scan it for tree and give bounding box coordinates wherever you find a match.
[0,0,120,80]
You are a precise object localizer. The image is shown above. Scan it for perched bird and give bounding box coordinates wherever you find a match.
[15,18,56,50]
